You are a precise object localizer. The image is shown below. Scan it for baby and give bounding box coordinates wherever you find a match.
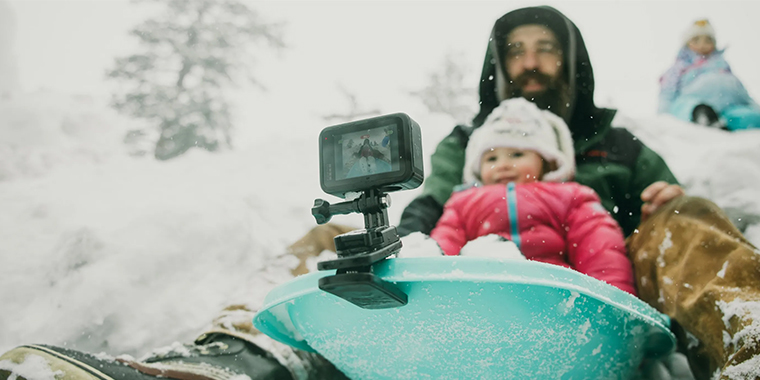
[658,19,760,131]
[430,98,636,294]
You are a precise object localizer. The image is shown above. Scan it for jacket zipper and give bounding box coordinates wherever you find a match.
[506,182,521,250]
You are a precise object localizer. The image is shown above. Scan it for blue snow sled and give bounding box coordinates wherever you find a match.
[253,257,675,379]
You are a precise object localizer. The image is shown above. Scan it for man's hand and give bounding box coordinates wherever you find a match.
[640,181,685,221]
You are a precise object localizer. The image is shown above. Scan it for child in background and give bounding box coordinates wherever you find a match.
[429,98,636,295]
[658,19,760,131]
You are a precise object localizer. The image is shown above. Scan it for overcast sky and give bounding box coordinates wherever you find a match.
[6,0,760,128]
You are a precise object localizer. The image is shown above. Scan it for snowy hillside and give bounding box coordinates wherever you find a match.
[0,90,440,356]
[618,113,760,234]
[0,91,758,358]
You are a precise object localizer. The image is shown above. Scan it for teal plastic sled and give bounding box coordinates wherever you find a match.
[253,257,675,379]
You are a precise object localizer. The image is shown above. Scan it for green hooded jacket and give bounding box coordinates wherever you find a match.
[398,6,678,237]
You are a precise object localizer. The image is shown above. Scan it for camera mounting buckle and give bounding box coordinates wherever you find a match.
[312,188,408,309]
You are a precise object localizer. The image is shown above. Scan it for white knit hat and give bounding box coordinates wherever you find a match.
[682,19,716,45]
[464,98,575,184]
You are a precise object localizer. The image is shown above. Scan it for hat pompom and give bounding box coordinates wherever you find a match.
[682,19,716,45]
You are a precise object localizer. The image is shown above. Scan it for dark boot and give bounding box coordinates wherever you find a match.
[692,104,725,129]
[0,334,293,380]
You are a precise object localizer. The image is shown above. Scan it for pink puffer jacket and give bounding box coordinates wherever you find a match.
[430,182,636,295]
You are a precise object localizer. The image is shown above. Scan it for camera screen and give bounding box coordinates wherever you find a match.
[319,112,422,198]
[333,124,400,181]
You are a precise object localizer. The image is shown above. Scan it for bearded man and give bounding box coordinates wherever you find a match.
[398,7,759,380]
[398,7,682,237]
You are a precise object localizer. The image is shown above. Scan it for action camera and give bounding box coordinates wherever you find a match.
[318,113,424,199]
[312,113,424,309]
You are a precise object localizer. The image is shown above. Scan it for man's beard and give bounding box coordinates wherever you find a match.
[508,71,571,120]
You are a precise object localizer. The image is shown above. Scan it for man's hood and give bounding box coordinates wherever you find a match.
[472,6,603,138]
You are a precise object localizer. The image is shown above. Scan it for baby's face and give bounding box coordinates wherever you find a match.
[479,147,544,185]
[688,35,715,56]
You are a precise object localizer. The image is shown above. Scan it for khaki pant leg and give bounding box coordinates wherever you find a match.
[287,223,356,276]
[199,223,356,341]
[194,223,356,379]
[628,196,760,380]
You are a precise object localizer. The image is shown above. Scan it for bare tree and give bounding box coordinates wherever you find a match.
[410,51,478,124]
[322,84,381,123]
[109,0,285,160]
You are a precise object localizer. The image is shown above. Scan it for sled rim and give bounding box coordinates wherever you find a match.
[253,257,674,356]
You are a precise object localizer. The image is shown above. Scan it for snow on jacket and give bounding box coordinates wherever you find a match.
[430,181,637,295]
[658,47,757,113]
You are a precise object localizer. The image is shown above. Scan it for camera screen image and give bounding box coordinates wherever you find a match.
[319,112,422,198]
[334,124,399,180]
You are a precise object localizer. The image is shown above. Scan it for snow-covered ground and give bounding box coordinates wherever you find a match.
[0,89,444,356]
[0,89,758,359]
[1,0,760,367]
